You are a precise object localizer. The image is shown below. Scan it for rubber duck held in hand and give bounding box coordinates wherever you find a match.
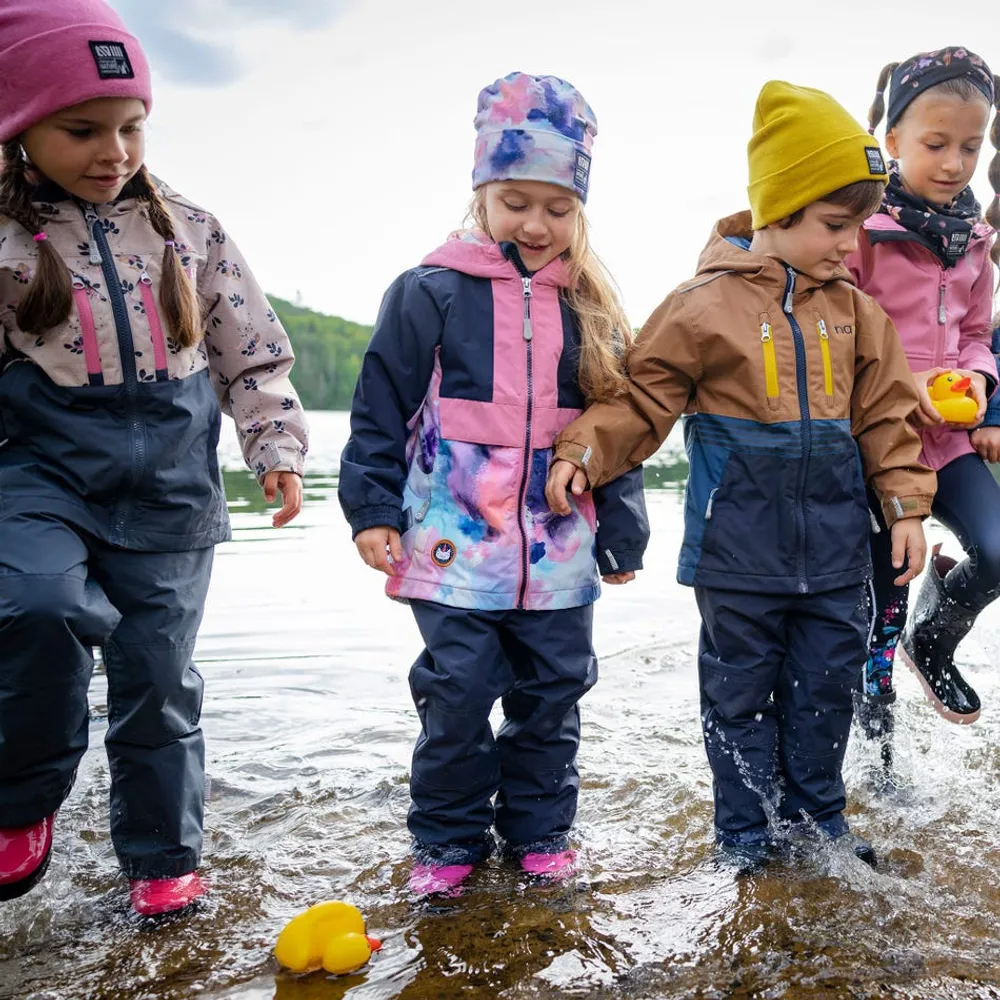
[274,900,382,976]
[929,372,979,425]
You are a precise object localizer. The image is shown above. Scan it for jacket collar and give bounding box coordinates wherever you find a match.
[696,211,850,292]
[421,229,570,286]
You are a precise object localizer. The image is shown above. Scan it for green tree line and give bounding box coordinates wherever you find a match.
[269,295,373,410]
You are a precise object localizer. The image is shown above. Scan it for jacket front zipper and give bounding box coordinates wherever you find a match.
[783,268,810,593]
[84,202,145,544]
[502,243,536,610]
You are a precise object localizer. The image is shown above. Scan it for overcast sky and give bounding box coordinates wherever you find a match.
[107,0,998,328]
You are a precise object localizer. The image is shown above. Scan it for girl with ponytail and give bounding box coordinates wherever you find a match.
[849,47,1000,769]
[0,1,308,915]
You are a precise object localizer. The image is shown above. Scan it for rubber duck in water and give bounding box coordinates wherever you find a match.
[929,371,979,425]
[274,900,382,976]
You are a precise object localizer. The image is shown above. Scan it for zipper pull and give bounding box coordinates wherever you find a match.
[938,284,946,325]
[783,268,796,313]
[760,321,772,343]
[521,276,533,341]
[817,319,829,339]
[83,204,102,265]
[139,270,152,285]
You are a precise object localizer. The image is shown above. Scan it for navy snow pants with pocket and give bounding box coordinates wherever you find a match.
[407,600,598,865]
[0,511,213,879]
[695,584,868,847]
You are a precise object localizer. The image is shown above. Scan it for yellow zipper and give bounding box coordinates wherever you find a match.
[816,319,833,396]
[760,322,779,398]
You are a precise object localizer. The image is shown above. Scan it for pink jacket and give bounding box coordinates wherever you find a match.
[846,213,997,471]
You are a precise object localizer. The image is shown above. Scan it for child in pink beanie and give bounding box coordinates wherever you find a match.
[0,0,308,916]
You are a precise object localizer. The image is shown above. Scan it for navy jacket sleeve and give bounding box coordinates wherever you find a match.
[592,465,649,575]
[982,325,1000,428]
[338,270,443,537]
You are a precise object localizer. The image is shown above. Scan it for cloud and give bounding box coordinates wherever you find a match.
[108,0,351,86]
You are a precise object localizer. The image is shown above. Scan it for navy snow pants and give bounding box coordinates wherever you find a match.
[695,585,868,846]
[0,511,212,879]
[407,600,598,865]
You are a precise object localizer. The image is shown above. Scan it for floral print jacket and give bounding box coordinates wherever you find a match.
[0,176,307,551]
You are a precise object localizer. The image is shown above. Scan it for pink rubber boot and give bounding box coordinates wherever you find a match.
[408,863,474,897]
[130,872,206,916]
[0,813,55,901]
[520,849,577,879]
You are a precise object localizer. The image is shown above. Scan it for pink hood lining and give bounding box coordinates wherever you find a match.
[420,230,570,287]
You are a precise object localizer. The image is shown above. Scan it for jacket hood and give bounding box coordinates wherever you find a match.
[693,211,851,289]
[421,229,569,286]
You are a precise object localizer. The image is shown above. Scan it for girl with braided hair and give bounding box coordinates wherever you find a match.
[0,1,307,914]
[848,47,1000,766]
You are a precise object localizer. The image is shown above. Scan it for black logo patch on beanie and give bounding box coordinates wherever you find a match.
[89,41,135,80]
[865,147,886,175]
[573,150,591,197]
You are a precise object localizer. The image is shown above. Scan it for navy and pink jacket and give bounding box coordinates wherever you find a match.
[339,231,649,612]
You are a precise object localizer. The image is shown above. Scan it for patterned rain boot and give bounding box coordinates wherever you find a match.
[899,546,982,724]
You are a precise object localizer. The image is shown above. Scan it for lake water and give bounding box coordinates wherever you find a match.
[3,411,1000,1000]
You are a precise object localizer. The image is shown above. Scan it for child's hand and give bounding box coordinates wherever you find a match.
[355,526,402,575]
[546,459,589,515]
[970,425,1000,463]
[263,471,303,527]
[602,572,636,585]
[953,369,988,427]
[912,368,948,427]
[889,516,926,586]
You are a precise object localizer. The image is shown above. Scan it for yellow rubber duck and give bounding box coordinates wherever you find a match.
[274,900,382,976]
[929,371,978,424]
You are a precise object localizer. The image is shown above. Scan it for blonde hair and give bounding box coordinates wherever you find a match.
[0,143,202,347]
[471,188,631,403]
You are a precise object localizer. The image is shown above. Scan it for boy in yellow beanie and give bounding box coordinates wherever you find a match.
[545,81,935,869]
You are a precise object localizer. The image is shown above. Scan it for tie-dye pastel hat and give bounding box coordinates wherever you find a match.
[472,71,598,202]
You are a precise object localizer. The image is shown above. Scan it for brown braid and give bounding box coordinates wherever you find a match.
[986,75,1000,270]
[0,140,73,335]
[132,165,201,348]
[868,62,900,134]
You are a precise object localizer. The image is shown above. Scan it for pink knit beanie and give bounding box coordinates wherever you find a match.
[0,0,152,143]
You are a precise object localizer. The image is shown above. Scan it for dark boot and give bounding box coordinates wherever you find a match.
[900,546,981,724]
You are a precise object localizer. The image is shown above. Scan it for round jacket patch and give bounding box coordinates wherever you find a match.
[431,539,457,567]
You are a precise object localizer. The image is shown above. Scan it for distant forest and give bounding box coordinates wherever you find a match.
[269,295,372,410]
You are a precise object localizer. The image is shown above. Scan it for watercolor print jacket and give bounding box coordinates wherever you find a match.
[339,231,650,612]
[554,213,936,596]
[0,176,307,551]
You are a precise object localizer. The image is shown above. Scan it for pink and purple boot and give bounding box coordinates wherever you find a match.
[408,863,474,897]
[519,849,577,879]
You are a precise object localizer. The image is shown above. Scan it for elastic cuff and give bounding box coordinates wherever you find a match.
[119,856,200,880]
[880,493,934,527]
[596,548,645,575]
[349,505,404,538]
[501,833,570,859]
[411,835,496,866]
[553,440,597,486]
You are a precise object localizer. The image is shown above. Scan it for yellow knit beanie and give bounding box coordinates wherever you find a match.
[748,81,888,228]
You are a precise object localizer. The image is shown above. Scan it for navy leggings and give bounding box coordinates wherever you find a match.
[865,453,1000,696]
